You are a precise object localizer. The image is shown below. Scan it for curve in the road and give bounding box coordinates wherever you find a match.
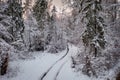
[40,45,69,80]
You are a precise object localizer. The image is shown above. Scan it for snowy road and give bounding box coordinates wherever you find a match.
[40,45,69,80]
[0,45,90,80]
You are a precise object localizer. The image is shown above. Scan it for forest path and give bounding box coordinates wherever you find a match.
[40,45,69,80]
[39,44,73,80]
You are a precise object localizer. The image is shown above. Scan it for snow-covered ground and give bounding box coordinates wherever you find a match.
[0,44,92,80]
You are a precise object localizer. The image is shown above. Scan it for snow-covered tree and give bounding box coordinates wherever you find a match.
[69,0,120,78]
[102,0,117,22]
[81,0,106,57]
[32,0,49,51]
[5,0,24,41]
[47,6,66,53]
[33,0,48,29]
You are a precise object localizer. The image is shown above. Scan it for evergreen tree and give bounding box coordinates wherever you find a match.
[48,6,58,53]
[33,0,49,51]
[33,0,48,30]
[81,0,106,57]
[5,0,24,41]
[47,6,66,53]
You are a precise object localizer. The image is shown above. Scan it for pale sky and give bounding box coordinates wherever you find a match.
[52,0,64,12]
[51,0,73,15]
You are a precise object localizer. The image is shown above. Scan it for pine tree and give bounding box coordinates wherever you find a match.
[33,0,48,30]
[81,0,106,57]
[33,0,49,51]
[47,6,58,53]
[5,0,24,41]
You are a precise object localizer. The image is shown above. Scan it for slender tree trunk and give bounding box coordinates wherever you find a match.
[1,53,9,75]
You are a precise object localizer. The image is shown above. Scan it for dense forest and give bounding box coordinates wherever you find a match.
[0,0,120,80]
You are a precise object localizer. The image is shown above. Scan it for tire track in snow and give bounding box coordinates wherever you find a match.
[54,61,68,80]
[40,45,69,80]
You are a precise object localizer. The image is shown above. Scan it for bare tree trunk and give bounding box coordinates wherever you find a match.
[0,53,9,75]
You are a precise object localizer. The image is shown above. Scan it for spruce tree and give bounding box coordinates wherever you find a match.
[5,0,24,41]
[33,0,48,30]
[33,0,49,51]
[48,6,58,53]
[81,0,106,57]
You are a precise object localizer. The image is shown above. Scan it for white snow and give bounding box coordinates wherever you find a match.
[0,44,91,80]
